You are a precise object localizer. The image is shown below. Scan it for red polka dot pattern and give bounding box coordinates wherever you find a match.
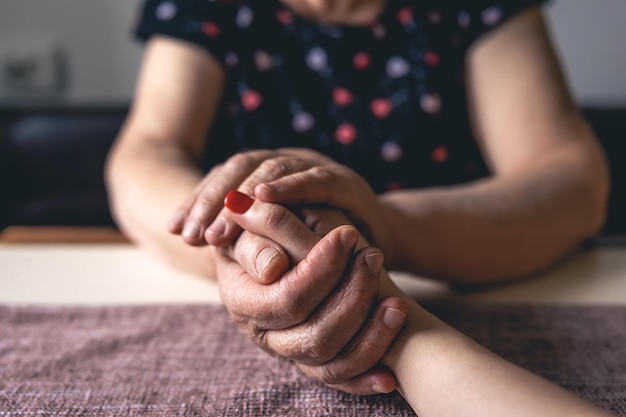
[136,0,544,192]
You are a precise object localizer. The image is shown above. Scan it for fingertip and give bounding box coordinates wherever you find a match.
[370,372,398,394]
[166,212,186,234]
[330,368,397,396]
[205,217,228,246]
[378,297,408,330]
[181,222,208,246]
[365,364,398,394]
[378,296,408,315]
[383,308,406,330]
[363,251,384,276]
[255,248,290,285]
[181,235,208,247]
[338,226,359,253]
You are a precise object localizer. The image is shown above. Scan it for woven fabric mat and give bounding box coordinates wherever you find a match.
[1,303,624,416]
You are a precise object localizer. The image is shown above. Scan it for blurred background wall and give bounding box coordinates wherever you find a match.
[0,0,143,104]
[0,0,625,106]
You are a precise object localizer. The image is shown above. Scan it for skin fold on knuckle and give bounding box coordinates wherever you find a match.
[306,280,377,358]
[274,288,311,327]
[223,292,258,329]
[295,363,359,393]
[284,256,337,310]
[345,308,396,368]
[339,252,380,307]
[293,362,341,385]
[258,157,295,180]
[316,362,348,386]
[283,325,341,365]
[255,172,303,201]
[349,325,392,364]
[272,331,318,363]
[220,271,268,330]
[263,204,291,231]
[192,190,223,218]
[224,151,267,176]
[282,256,376,364]
[308,165,334,185]
[250,328,275,354]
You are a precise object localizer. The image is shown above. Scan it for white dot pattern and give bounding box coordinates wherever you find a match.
[136,0,544,191]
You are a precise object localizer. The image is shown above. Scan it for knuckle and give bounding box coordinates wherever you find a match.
[264,205,290,230]
[352,330,390,362]
[222,281,264,328]
[206,162,224,176]
[259,157,292,179]
[196,187,222,207]
[231,306,263,337]
[242,285,307,330]
[187,202,217,224]
[230,149,278,171]
[318,364,345,386]
[275,293,309,326]
[251,329,270,351]
[306,339,337,364]
[278,334,334,365]
[356,282,380,310]
[226,152,256,171]
[308,165,333,182]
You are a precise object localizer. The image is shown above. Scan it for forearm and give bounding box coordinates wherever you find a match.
[381,145,609,284]
[105,129,217,279]
[378,280,611,417]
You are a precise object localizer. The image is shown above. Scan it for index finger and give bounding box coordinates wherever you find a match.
[205,155,321,247]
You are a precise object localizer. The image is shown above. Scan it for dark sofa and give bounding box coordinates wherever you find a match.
[1,106,625,236]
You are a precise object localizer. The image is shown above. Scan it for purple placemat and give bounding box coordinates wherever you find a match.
[0,303,624,416]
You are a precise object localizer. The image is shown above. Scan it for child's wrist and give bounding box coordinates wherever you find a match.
[378,274,448,370]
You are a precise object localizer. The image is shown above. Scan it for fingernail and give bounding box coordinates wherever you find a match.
[372,383,385,394]
[206,217,226,237]
[224,190,254,214]
[383,308,406,329]
[364,252,383,275]
[167,211,185,230]
[339,228,358,252]
[256,246,281,276]
[182,222,202,239]
[372,383,392,394]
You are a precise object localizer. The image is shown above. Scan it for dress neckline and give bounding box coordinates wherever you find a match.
[273,0,401,30]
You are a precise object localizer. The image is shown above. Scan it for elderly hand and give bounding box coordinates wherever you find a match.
[253,158,398,264]
[215,191,407,395]
[167,148,335,246]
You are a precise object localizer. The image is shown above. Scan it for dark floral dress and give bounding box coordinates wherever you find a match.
[135,0,546,192]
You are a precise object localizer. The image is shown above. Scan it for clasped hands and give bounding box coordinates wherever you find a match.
[168,149,408,395]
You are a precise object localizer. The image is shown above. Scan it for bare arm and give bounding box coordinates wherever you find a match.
[379,8,609,283]
[105,36,223,277]
[224,198,612,416]
[254,8,609,284]
[106,40,404,394]
[380,278,613,417]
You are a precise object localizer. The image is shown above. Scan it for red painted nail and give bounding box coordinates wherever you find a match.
[224,190,254,214]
